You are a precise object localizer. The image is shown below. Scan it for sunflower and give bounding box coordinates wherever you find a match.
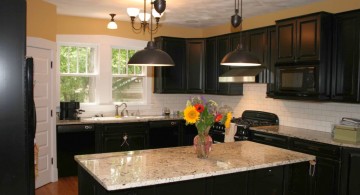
[183,106,200,124]
[224,112,232,129]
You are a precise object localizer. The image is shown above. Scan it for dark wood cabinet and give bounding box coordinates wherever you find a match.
[212,172,248,195]
[266,27,277,95]
[205,38,218,94]
[248,165,284,195]
[331,10,360,102]
[154,37,186,93]
[289,138,341,195]
[186,39,205,93]
[340,147,360,195]
[276,13,332,64]
[148,120,182,149]
[154,37,206,94]
[182,123,197,146]
[287,162,313,195]
[249,130,289,149]
[216,35,232,95]
[96,123,148,153]
[205,34,244,95]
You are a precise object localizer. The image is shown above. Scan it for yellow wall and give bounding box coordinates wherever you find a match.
[27,0,360,41]
[203,0,360,37]
[27,0,57,41]
[57,15,203,41]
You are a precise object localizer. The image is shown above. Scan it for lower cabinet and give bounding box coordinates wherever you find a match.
[96,122,149,153]
[340,147,360,195]
[78,162,308,195]
[248,165,285,195]
[289,138,341,195]
[182,123,198,146]
[148,120,182,149]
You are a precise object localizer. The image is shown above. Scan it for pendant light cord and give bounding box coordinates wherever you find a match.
[150,0,153,41]
[239,0,243,50]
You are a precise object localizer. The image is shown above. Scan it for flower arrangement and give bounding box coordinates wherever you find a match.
[182,96,232,136]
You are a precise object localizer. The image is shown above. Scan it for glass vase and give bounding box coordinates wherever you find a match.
[193,133,213,159]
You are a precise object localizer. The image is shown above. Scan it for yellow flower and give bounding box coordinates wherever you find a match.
[224,112,232,129]
[183,106,200,124]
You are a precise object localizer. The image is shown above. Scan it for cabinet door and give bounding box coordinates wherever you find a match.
[205,38,218,94]
[248,28,268,83]
[148,120,181,149]
[331,12,360,102]
[341,147,360,195]
[100,123,148,153]
[296,15,321,62]
[267,27,277,95]
[276,19,296,63]
[287,162,313,195]
[217,35,230,95]
[248,165,284,195]
[212,172,247,195]
[186,39,205,93]
[314,157,341,195]
[154,37,186,93]
[182,123,197,146]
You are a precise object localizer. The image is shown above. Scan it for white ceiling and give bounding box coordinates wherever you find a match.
[44,0,323,28]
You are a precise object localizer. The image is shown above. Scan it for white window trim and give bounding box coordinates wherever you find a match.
[56,35,152,116]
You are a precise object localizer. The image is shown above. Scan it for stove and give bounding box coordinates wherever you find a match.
[210,110,279,143]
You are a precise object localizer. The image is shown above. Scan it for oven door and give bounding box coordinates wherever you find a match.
[209,129,225,144]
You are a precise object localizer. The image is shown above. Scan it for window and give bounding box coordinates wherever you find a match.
[59,45,97,103]
[111,48,146,103]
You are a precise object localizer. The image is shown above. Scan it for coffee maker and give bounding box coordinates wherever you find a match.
[60,101,84,120]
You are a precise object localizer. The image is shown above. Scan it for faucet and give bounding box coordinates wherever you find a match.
[115,103,128,118]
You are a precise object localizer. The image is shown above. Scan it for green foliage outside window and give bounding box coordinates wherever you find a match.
[60,46,96,103]
[111,48,144,102]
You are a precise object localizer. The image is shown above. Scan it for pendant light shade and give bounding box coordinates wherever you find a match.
[221,45,261,66]
[128,41,174,66]
[221,0,261,67]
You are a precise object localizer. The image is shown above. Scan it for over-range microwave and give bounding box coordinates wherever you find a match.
[273,65,329,99]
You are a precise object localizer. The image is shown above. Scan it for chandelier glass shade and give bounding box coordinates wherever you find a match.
[107,13,118,29]
[127,0,174,67]
[127,0,165,33]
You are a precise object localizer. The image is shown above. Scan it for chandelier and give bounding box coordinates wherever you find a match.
[127,0,166,33]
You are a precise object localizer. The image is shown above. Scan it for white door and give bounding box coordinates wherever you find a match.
[27,46,52,188]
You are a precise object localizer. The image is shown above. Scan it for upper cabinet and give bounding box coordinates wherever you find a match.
[331,10,360,102]
[276,12,332,64]
[186,39,205,94]
[154,37,186,93]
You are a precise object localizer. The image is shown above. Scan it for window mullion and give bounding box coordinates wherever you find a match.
[66,47,70,73]
[117,49,120,74]
[76,47,79,73]
[85,47,88,73]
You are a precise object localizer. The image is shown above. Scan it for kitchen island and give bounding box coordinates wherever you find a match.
[75,141,315,195]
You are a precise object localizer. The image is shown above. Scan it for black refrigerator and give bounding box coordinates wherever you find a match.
[0,0,36,194]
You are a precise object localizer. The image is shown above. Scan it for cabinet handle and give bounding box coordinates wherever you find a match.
[121,133,129,147]
[308,160,316,177]
[171,121,177,126]
[84,125,93,129]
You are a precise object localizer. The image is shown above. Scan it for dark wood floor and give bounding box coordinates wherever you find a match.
[35,176,78,195]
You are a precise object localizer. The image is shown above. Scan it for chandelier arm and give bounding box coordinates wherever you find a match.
[131,21,145,32]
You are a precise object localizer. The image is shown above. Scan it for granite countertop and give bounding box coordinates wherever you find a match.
[75,141,315,191]
[250,125,360,149]
[57,115,183,125]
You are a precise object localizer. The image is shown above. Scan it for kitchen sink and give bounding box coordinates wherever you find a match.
[81,115,166,122]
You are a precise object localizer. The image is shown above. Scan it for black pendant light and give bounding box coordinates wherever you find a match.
[221,0,261,66]
[128,0,174,67]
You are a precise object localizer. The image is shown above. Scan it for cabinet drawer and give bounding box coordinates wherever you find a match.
[290,138,341,160]
[102,122,148,133]
[250,131,289,149]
